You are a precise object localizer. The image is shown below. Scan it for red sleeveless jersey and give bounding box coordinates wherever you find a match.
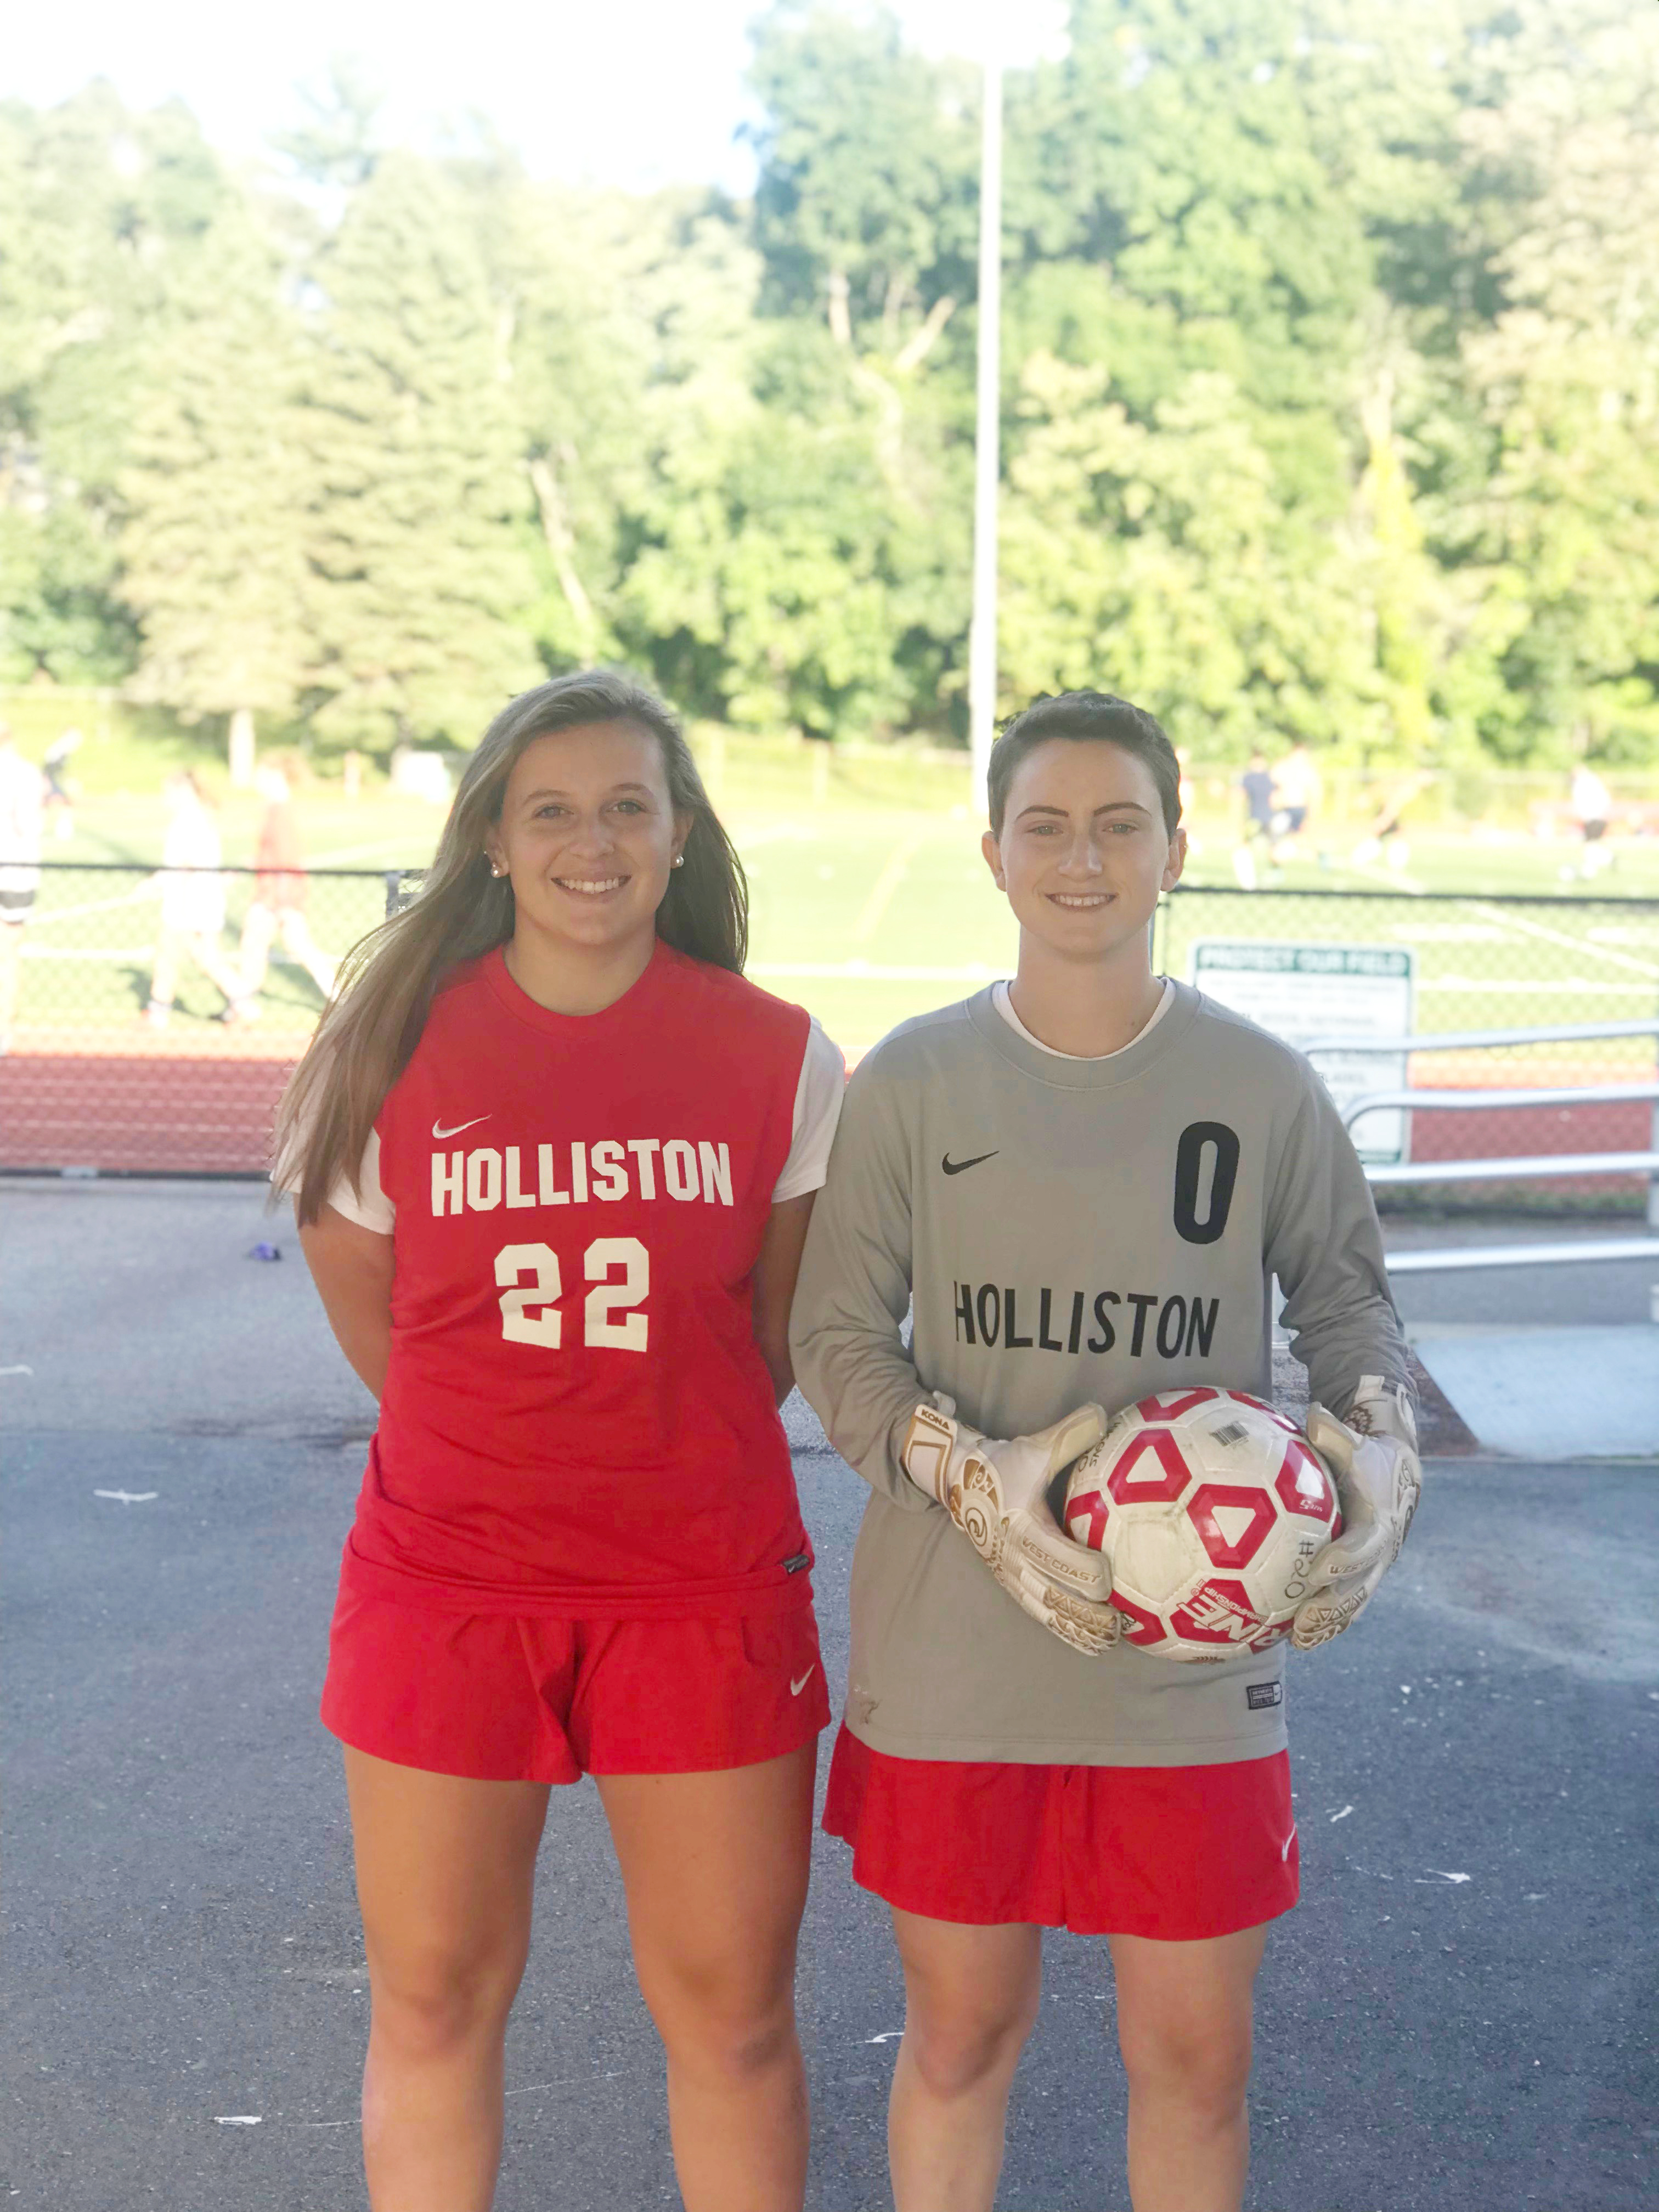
[348,941,814,1616]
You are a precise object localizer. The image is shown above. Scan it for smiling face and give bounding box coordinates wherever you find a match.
[983,737,1186,964]
[484,719,689,962]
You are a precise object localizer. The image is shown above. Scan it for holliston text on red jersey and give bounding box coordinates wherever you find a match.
[430,1136,735,1215]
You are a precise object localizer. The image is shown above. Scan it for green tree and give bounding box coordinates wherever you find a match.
[484,179,754,673]
[119,201,313,776]
[1001,353,1380,755]
[0,85,229,681]
[297,150,541,748]
[747,2,977,346]
[665,4,984,736]
[1447,0,1659,763]
[1012,0,1385,421]
[620,326,948,739]
[6,3,1658,771]
[270,55,382,191]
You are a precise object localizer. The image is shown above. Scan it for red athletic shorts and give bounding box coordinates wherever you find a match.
[320,1563,831,1782]
[822,1725,1297,1940]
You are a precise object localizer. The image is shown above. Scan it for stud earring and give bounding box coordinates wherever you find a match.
[672,854,685,868]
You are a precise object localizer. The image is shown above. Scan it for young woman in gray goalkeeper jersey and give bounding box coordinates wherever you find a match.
[790,692,1421,2212]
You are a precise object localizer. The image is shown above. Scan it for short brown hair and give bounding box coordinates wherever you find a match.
[987,691,1182,836]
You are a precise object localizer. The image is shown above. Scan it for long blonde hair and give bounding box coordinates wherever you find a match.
[276,672,747,1224]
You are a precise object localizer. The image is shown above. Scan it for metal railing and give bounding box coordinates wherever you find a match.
[1385,1237,1659,1274]
[1160,884,1659,1216]
[1367,1152,1659,1186]
[1302,1017,1659,1056]
[1304,1017,1659,1270]
[1346,1079,1659,1120]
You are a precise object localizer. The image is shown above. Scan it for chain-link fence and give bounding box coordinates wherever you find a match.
[0,863,396,1174]
[1156,887,1659,1214]
[3,867,1655,1209]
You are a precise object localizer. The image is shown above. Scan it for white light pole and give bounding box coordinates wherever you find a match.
[968,46,1003,808]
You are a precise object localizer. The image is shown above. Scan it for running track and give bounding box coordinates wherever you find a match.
[1,1032,1651,1192]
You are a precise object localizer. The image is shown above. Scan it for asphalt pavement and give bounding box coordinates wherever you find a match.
[2,1178,1655,2211]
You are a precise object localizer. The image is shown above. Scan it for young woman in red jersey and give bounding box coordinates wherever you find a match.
[278,673,842,2212]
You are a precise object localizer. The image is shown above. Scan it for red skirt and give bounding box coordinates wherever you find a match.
[822,1724,1299,1940]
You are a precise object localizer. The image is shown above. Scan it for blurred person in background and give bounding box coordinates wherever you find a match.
[1268,742,1321,862]
[1350,770,1432,874]
[42,725,82,842]
[228,755,338,1019]
[0,721,44,1056]
[1173,746,1199,857]
[145,771,243,1028]
[1568,761,1613,880]
[1232,749,1276,888]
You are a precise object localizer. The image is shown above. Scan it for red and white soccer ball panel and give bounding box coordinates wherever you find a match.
[1065,1485,1111,1550]
[1104,1426,1189,1504]
[1107,1509,1199,1611]
[1274,1438,1341,1525]
[1169,1577,1262,1646]
[1182,1410,1308,1488]
[1218,1390,1298,1431]
[1131,1386,1222,1423]
[1062,1388,1339,1661]
[1108,1589,1169,1649]
[1184,1482,1279,1569]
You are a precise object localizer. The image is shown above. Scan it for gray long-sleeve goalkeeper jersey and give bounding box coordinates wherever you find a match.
[789,980,1412,1768]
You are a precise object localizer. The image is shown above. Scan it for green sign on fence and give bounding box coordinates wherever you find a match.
[1190,940,1417,1165]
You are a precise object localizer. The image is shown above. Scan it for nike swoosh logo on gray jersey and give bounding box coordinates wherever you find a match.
[941,1150,998,1176]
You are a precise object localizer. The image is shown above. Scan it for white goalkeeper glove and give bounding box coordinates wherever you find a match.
[900,1393,1122,1657]
[1292,1376,1423,1651]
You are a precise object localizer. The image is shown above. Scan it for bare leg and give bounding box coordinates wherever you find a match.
[344,1747,550,2212]
[886,1911,1042,2212]
[148,927,181,1018]
[187,930,245,1007]
[279,906,338,998]
[597,1744,815,2212]
[237,900,277,1001]
[1109,1922,1268,2212]
[0,921,24,1045]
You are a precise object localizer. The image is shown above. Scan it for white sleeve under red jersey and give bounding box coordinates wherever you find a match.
[340,941,823,1616]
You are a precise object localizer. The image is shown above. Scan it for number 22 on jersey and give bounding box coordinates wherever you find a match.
[494,1237,650,1352]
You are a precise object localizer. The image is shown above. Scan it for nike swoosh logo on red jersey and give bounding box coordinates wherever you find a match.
[432,1115,490,1140]
[790,1668,815,1697]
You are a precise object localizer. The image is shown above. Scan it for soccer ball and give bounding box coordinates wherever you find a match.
[1062,1389,1341,1662]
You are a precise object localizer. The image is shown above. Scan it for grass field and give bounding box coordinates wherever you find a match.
[5,730,1656,1180]
[13,729,1659,1062]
